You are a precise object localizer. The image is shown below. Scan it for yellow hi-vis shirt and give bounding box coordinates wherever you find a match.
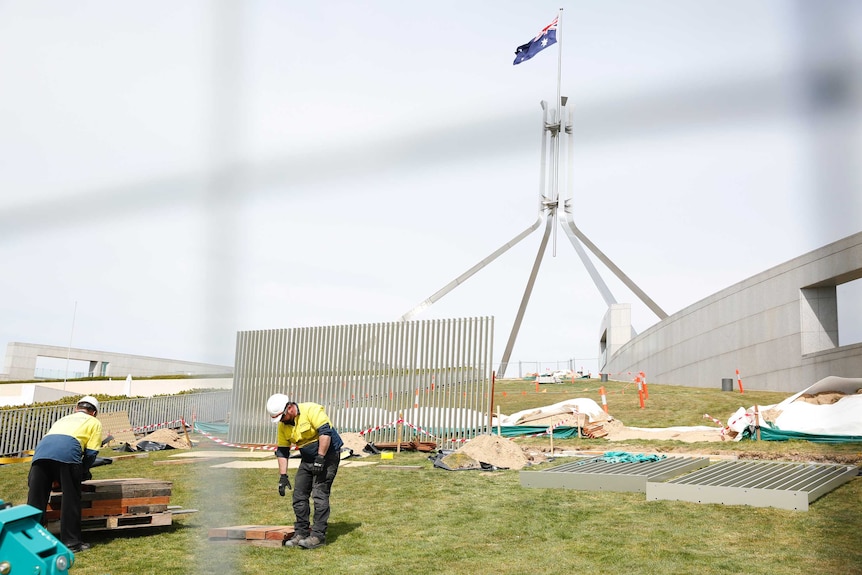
[33,411,103,465]
[276,402,333,449]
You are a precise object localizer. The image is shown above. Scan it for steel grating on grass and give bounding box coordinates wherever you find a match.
[520,456,710,493]
[646,460,858,511]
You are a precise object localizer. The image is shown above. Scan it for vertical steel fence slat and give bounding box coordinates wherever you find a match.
[223,317,492,448]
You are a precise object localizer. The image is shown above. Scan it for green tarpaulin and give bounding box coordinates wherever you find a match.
[756,426,862,444]
[496,425,584,438]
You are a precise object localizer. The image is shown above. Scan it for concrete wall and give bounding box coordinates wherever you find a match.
[0,342,233,381]
[599,304,632,367]
[603,232,862,392]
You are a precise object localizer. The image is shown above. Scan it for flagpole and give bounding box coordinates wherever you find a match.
[556,8,563,123]
[552,8,563,257]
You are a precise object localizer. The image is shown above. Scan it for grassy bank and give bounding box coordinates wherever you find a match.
[1,379,859,575]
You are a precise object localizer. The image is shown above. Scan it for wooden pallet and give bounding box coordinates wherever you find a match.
[46,511,172,533]
[208,525,295,547]
[46,506,196,534]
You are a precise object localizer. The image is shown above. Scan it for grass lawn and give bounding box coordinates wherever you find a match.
[1,378,860,575]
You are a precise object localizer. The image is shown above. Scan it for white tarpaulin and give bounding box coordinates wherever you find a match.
[727,376,862,439]
[497,397,607,426]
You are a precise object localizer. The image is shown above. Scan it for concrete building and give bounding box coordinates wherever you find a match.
[0,342,233,382]
[602,232,862,391]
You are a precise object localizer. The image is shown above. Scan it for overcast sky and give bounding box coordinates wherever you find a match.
[1,1,860,378]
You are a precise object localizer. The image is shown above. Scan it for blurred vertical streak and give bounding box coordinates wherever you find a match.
[196,2,243,573]
[206,0,244,365]
[793,0,862,345]
[793,0,862,243]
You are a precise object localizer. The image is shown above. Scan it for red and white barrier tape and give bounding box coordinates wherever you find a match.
[194,428,278,451]
[189,417,488,451]
[703,413,732,439]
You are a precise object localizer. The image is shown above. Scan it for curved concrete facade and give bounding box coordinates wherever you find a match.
[0,342,233,382]
[603,232,862,392]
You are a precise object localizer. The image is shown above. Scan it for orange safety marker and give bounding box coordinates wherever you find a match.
[636,377,645,409]
[736,369,744,394]
[639,371,649,399]
[599,386,608,413]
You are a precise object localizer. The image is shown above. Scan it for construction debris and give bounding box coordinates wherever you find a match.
[582,422,608,439]
[371,440,437,452]
[131,428,192,451]
[339,432,373,457]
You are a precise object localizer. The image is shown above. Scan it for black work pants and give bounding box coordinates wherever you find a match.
[292,448,340,540]
[27,459,85,548]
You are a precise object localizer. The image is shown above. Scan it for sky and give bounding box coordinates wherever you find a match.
[1,1,860,379]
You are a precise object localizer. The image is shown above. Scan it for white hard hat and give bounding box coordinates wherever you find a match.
[78,395,100,414]
[266,393,291,423]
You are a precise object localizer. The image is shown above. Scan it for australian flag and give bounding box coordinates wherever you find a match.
[513,16,558,65]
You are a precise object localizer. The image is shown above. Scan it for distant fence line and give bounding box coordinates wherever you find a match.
[0,391,230,457]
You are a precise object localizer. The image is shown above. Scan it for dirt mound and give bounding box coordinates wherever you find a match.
[340,432,371,457]
[452,434,532,470]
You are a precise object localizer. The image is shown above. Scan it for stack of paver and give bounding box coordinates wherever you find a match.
[208,525,296,547]
[46,478,180,532]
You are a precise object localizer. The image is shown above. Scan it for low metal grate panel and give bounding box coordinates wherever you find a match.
[646,460,858,511]
[520,456,710,493]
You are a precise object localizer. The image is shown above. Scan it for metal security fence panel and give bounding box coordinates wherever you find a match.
[0,391,231,457]
[229,317,494,451]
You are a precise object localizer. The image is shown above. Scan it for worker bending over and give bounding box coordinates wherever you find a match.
[267,393,343,550]
[27,395,103,552]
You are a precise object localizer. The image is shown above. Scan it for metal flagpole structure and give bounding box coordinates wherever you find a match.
[400,8,667,377]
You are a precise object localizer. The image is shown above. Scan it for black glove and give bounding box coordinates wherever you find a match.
[312,455,325,476]
[278,473,291,496]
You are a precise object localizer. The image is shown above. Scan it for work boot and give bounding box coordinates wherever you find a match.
[298,535,325,549]
[283,533,306,548]
[68,543,91,553]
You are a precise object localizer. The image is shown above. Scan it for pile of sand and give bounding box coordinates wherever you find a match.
[340,432,372,457]
[445,434,533,470]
